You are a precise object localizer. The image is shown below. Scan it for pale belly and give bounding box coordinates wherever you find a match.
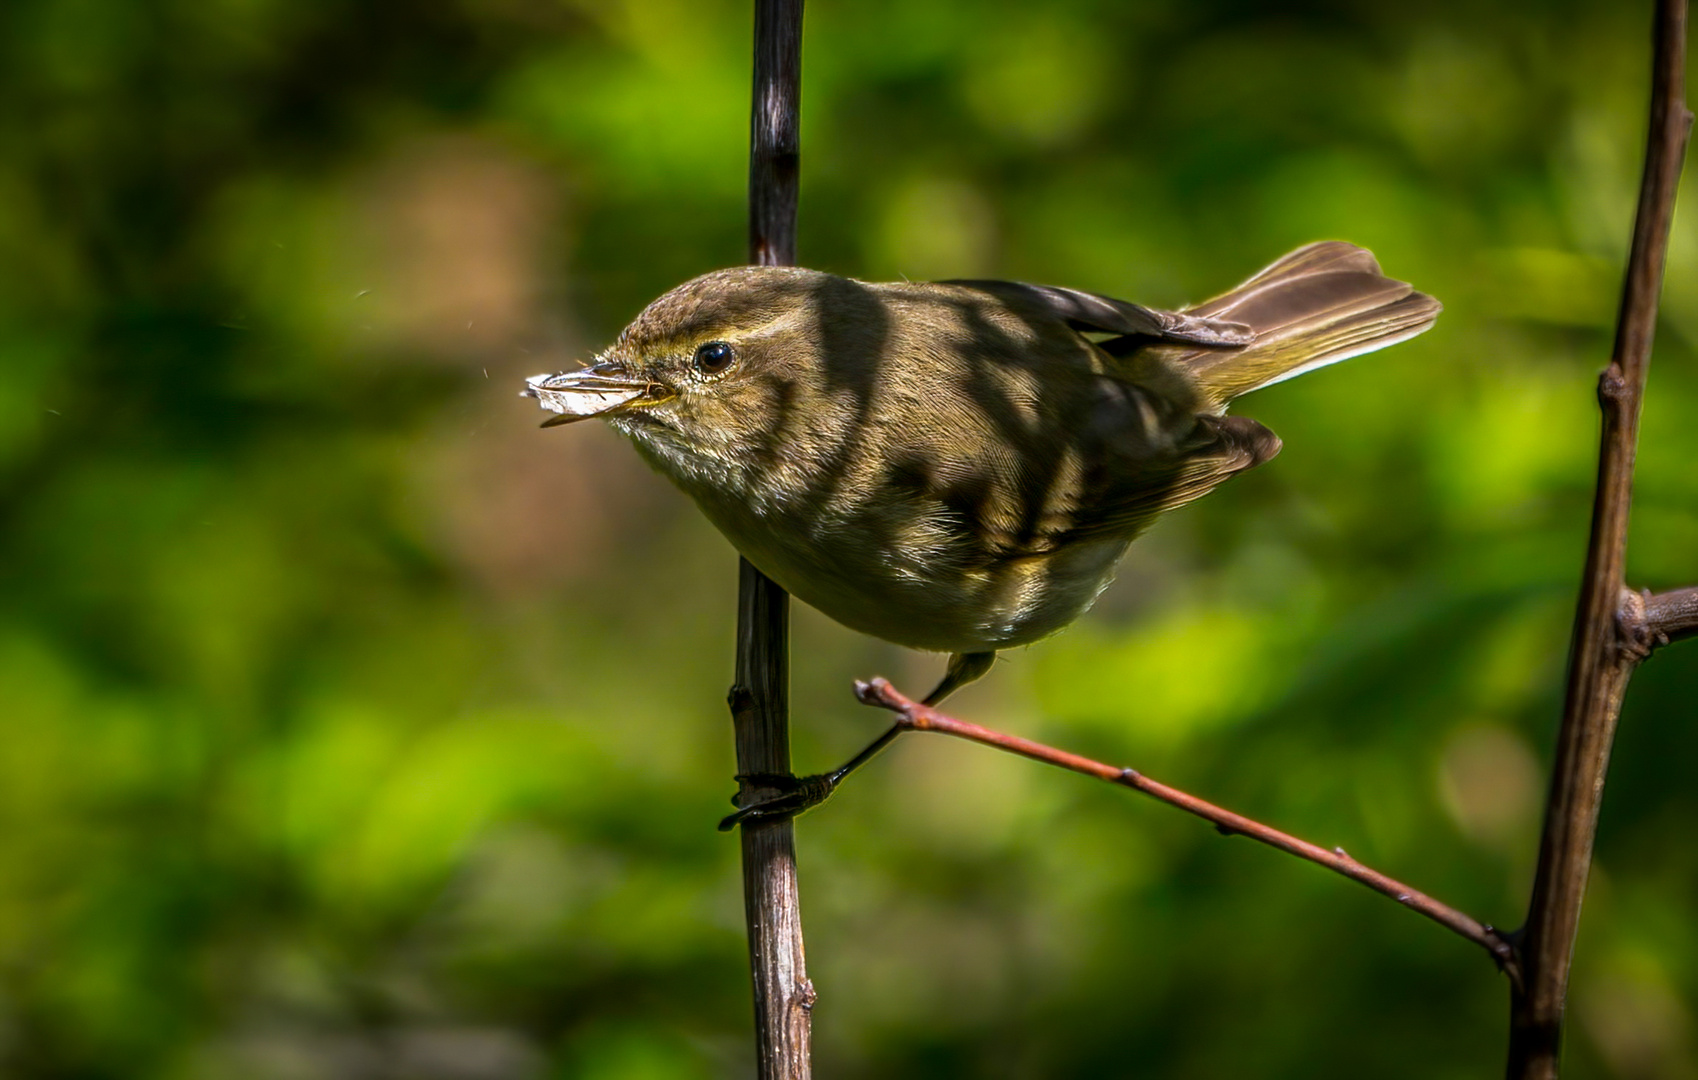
[692,488,1132,654]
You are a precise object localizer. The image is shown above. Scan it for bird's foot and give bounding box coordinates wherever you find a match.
[718,772,839,831]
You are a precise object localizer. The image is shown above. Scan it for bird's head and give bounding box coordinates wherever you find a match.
[525,265,885,492]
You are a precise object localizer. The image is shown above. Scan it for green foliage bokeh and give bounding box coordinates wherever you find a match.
[1,0,1696,1076]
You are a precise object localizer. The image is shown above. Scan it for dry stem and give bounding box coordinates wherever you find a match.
[1508,1,1693,1075]
[854,677,1522,984]
[732,3,812,1079]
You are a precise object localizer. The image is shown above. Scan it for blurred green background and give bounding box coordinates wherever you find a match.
[2,0,1696,1076]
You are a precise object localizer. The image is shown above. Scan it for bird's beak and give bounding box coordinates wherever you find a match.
[521,366,662,428]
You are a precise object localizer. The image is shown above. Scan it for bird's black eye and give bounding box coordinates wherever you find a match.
[693,340,736,376]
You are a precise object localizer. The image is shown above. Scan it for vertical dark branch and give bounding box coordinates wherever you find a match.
[734,3,811,1079]
[1508,2,1691,1077]
[749,0,802,269]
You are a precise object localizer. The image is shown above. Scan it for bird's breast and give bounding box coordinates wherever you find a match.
[671,453,1131,654]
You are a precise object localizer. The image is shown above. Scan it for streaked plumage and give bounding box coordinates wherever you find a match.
[526,242,1439,695]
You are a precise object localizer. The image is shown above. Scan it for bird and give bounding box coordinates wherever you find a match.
[524,241,1439,824]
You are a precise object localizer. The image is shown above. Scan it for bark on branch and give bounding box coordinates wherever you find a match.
[1508,1,1693,1076]
[854,677,1522,983]
[1623,585,1698,653]
[732,3,811,1079]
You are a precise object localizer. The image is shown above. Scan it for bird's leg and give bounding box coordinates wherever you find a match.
[719,651,997,830]
[920,650,998,706]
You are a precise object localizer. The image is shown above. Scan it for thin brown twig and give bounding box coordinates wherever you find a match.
[732,3,812,1079]
[1509,1,1693,1076]
[1624,585,1698,652]
[853,677,1522,984]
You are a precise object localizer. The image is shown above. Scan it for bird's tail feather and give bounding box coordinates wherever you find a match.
[1174,241,1440,408]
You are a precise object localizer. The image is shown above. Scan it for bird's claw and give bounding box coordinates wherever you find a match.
[718,772,838,831]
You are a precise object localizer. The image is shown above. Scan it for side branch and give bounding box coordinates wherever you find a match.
[854,678,1521,984]
[1624,585,1698,651]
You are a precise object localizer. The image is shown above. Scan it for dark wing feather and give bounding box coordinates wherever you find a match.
[943,279,1255,347]
[1064,415,1282,542]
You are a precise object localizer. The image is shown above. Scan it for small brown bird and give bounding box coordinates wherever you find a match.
[525,241,1438,821]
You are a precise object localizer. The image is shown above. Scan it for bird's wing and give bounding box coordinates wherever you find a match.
[942,279,1255,347]
[1062,414,1283,543]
